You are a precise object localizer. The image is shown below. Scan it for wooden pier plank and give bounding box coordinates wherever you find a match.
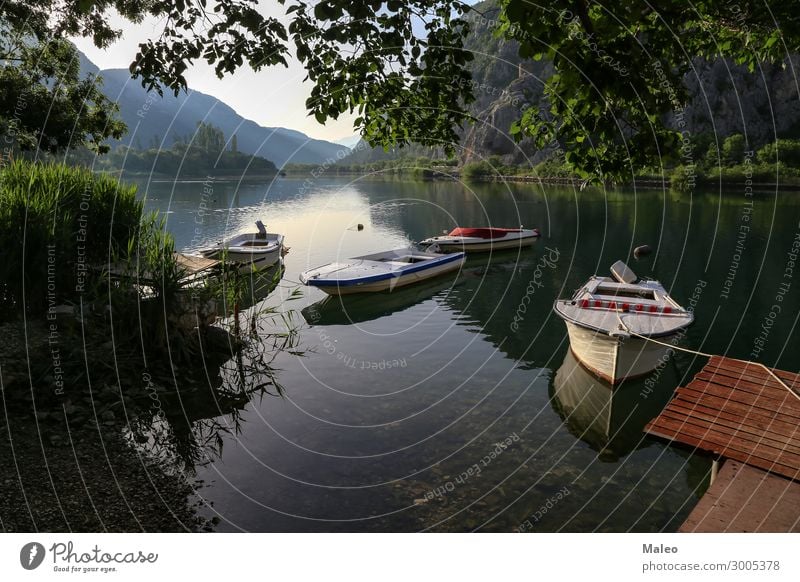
[674,388,800,425]
[646,416,800,475]
[661,403,800,453]
[708,356,800,392]
[669,398,800,442]
[646,423,800,480]
[645,356,800,485]
[694,369,795,399]
[653,408,800,456]
[683,380,800,418]
[695,369,800,400]
[678,460,800,533]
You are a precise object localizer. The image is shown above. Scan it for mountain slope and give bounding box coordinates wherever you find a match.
[84,58,346,167]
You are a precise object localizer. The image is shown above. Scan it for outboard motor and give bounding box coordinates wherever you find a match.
[610,260,639,284]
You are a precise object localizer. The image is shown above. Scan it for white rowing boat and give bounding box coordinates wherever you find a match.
[553,261,693,384]
[420,227,539,252]
[300,247,465,295]
[199,221,284,272]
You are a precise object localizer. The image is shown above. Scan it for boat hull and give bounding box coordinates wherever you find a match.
[431,236,537,253]
[309,255,464,295]
[422,229,539,253]
[202,248,282,273]
[565,321,678,384]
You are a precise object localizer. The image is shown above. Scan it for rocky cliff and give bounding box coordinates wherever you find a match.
[348,1,800,167]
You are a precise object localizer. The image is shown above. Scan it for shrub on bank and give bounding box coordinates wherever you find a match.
[533,157,573,178]
[756,139,800,167]
[461,160,495,181]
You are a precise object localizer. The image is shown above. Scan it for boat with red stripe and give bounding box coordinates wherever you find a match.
[553,261,693,384]
[420,226,539,252]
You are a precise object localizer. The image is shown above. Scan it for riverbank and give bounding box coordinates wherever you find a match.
[108,170,284,181]
[0,297,244,533]
[281,167,800,192]
[0,419,213,532]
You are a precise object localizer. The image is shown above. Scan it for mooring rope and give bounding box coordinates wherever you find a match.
[616,313,800,402]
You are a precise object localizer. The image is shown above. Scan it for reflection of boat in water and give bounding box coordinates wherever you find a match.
[302,271,460,326]
[551,350,673,461]
[553,261,693,384]
[218,260,285,314]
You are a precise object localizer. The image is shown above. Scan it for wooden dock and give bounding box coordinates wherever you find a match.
[644,355,800,532]
[174,253,221,279]
[645,355,800,481]
[101,253,222,285]
[679,460,800,532]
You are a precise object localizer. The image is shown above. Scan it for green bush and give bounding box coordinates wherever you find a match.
[461,160,495,181]
[669,165,696,192]
[721,134,746,165]
[756,139,800,166]
[533,157,573,178]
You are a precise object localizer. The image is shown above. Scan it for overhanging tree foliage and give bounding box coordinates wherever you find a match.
[1,1,797,178]
[0,0,476,156]
[0,35,125,153]
[497,0,800,181]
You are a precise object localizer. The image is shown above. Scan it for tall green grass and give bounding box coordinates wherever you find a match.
[0,160,167,316]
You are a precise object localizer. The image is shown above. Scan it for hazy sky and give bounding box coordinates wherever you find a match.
[71,7,358,144]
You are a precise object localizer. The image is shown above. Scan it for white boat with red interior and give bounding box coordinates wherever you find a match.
[420,226,539,252]
[553,261,693,384]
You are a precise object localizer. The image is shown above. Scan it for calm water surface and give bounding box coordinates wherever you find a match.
[137,176,800,532]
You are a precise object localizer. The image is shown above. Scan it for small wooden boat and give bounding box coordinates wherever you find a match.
[199,221,284,272]
[553,261,693,384]
[420,226,539,252]
[300,248,465,295]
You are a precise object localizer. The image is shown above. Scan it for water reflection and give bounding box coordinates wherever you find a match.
[550,350,674,461]
[124,280,298,474]
[135,178,796,531]
[301,274,459,326]
[297,249,532,327]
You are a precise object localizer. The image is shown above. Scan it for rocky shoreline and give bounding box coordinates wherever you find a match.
[0,418,214,532]
[0,318,238,532]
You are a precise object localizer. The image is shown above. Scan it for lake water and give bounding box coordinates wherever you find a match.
[137,176,800,532]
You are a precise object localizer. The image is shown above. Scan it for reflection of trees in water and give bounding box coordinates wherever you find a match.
[360,180,544,244]
[124,265,302,475]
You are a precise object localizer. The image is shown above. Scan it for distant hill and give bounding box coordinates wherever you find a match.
[81,53,346,168]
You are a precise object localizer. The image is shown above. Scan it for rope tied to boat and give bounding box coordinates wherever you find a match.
[615,313,800,402]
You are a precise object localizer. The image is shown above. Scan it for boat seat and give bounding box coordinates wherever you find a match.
[610,260,639,284]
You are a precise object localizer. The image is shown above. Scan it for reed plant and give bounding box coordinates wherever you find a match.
[0,160,144,317]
